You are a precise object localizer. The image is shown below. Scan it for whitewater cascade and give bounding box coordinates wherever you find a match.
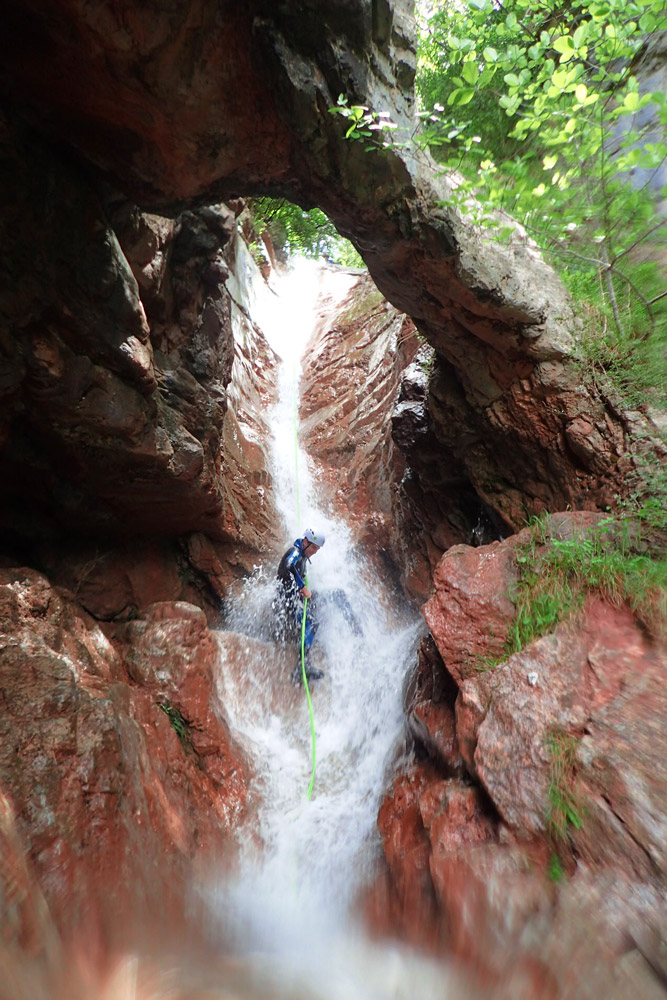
[206,259,465,999]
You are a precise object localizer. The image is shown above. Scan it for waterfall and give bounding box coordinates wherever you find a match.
[203,258,464,999]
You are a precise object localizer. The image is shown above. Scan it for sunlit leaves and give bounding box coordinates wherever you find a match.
[553,34,575,61]
[448,87,476,106]
[398,0,667,349]
[462,60,479,84]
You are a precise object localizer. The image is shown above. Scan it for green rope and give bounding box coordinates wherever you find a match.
[300,593,317,800]
[293,360,317,800]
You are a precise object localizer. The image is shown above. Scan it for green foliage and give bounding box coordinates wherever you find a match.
[328,95,399,150]
[547,850,565,882]
[247,197,365,267]
[418,0,667,383]
[157,700,193,753]
[547,728,584,840]
[331,0,667,403]
[509,514,667,655]
[568,265,667,408]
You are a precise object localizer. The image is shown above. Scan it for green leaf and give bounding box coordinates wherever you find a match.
[483,46,499,62]
[553,35,575,56]
[573,24,589,47]
[543,154,558,170]
[447,87,476,106]
[462,61,479,84]
[504,73,521,88]
[575,84,588,103]
[623,91,640,112]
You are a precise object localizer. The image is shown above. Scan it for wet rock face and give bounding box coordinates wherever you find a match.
[0,567,249,957]
[0,118,278,609]
[0,123,224,544]
[1,0,657,531]
[374,512,667,994]
[299,272,430,590]
[299,275,505,599]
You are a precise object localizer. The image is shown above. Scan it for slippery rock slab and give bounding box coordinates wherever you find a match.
[376,764,443,945]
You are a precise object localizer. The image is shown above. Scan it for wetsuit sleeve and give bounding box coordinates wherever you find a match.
[285,548,306,591]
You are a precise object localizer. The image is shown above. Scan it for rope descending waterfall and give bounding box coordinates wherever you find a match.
[293,360,317,800]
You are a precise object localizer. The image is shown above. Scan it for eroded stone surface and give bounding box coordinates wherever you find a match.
[0,120,279,610]
[0,567,249,954]
[376,513,667,994]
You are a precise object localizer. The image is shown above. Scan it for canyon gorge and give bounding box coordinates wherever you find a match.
[0,2,665,999]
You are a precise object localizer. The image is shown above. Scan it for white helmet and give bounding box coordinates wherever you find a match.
[303,528,325,548]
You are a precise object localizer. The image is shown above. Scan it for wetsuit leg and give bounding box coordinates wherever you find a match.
[303,613,317,652]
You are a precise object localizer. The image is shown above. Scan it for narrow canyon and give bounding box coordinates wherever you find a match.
[0,3,665,999]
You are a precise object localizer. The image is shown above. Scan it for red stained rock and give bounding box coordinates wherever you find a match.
[421,781,497,856]
[376,764,442,948]
[430,845,552,975]
[459,626,592,832]
[405,637,465,775]
[423,512,607,686]
[0,568,249,955]
[377,515,666,990]
[423,540,518,684]
[410,700,464,775]
[300,272,423,589]
[455,594,666,863]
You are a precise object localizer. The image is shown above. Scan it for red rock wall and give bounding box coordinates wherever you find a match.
[372,512,667,997]
[0,115,280,618]
[300,272,428,590]
[0,123,283,981]
[300,273,507,600]
[0,569,249,972]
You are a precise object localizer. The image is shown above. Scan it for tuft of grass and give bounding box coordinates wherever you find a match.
[508,514,667,656]
[563,257,667,414]
[546,728,584,842]
[157,700,193,753]
[547,851,565,883]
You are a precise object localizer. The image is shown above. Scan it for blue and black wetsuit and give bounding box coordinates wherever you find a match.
[276,538,318,653]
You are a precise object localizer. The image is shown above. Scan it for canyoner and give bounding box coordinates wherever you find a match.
[275,528,326,685]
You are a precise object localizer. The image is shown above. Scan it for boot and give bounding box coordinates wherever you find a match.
[291,660,325,685]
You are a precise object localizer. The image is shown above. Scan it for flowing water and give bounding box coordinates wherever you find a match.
[201,260,473,999]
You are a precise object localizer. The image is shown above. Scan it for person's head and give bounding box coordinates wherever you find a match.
[302,528,325,557]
